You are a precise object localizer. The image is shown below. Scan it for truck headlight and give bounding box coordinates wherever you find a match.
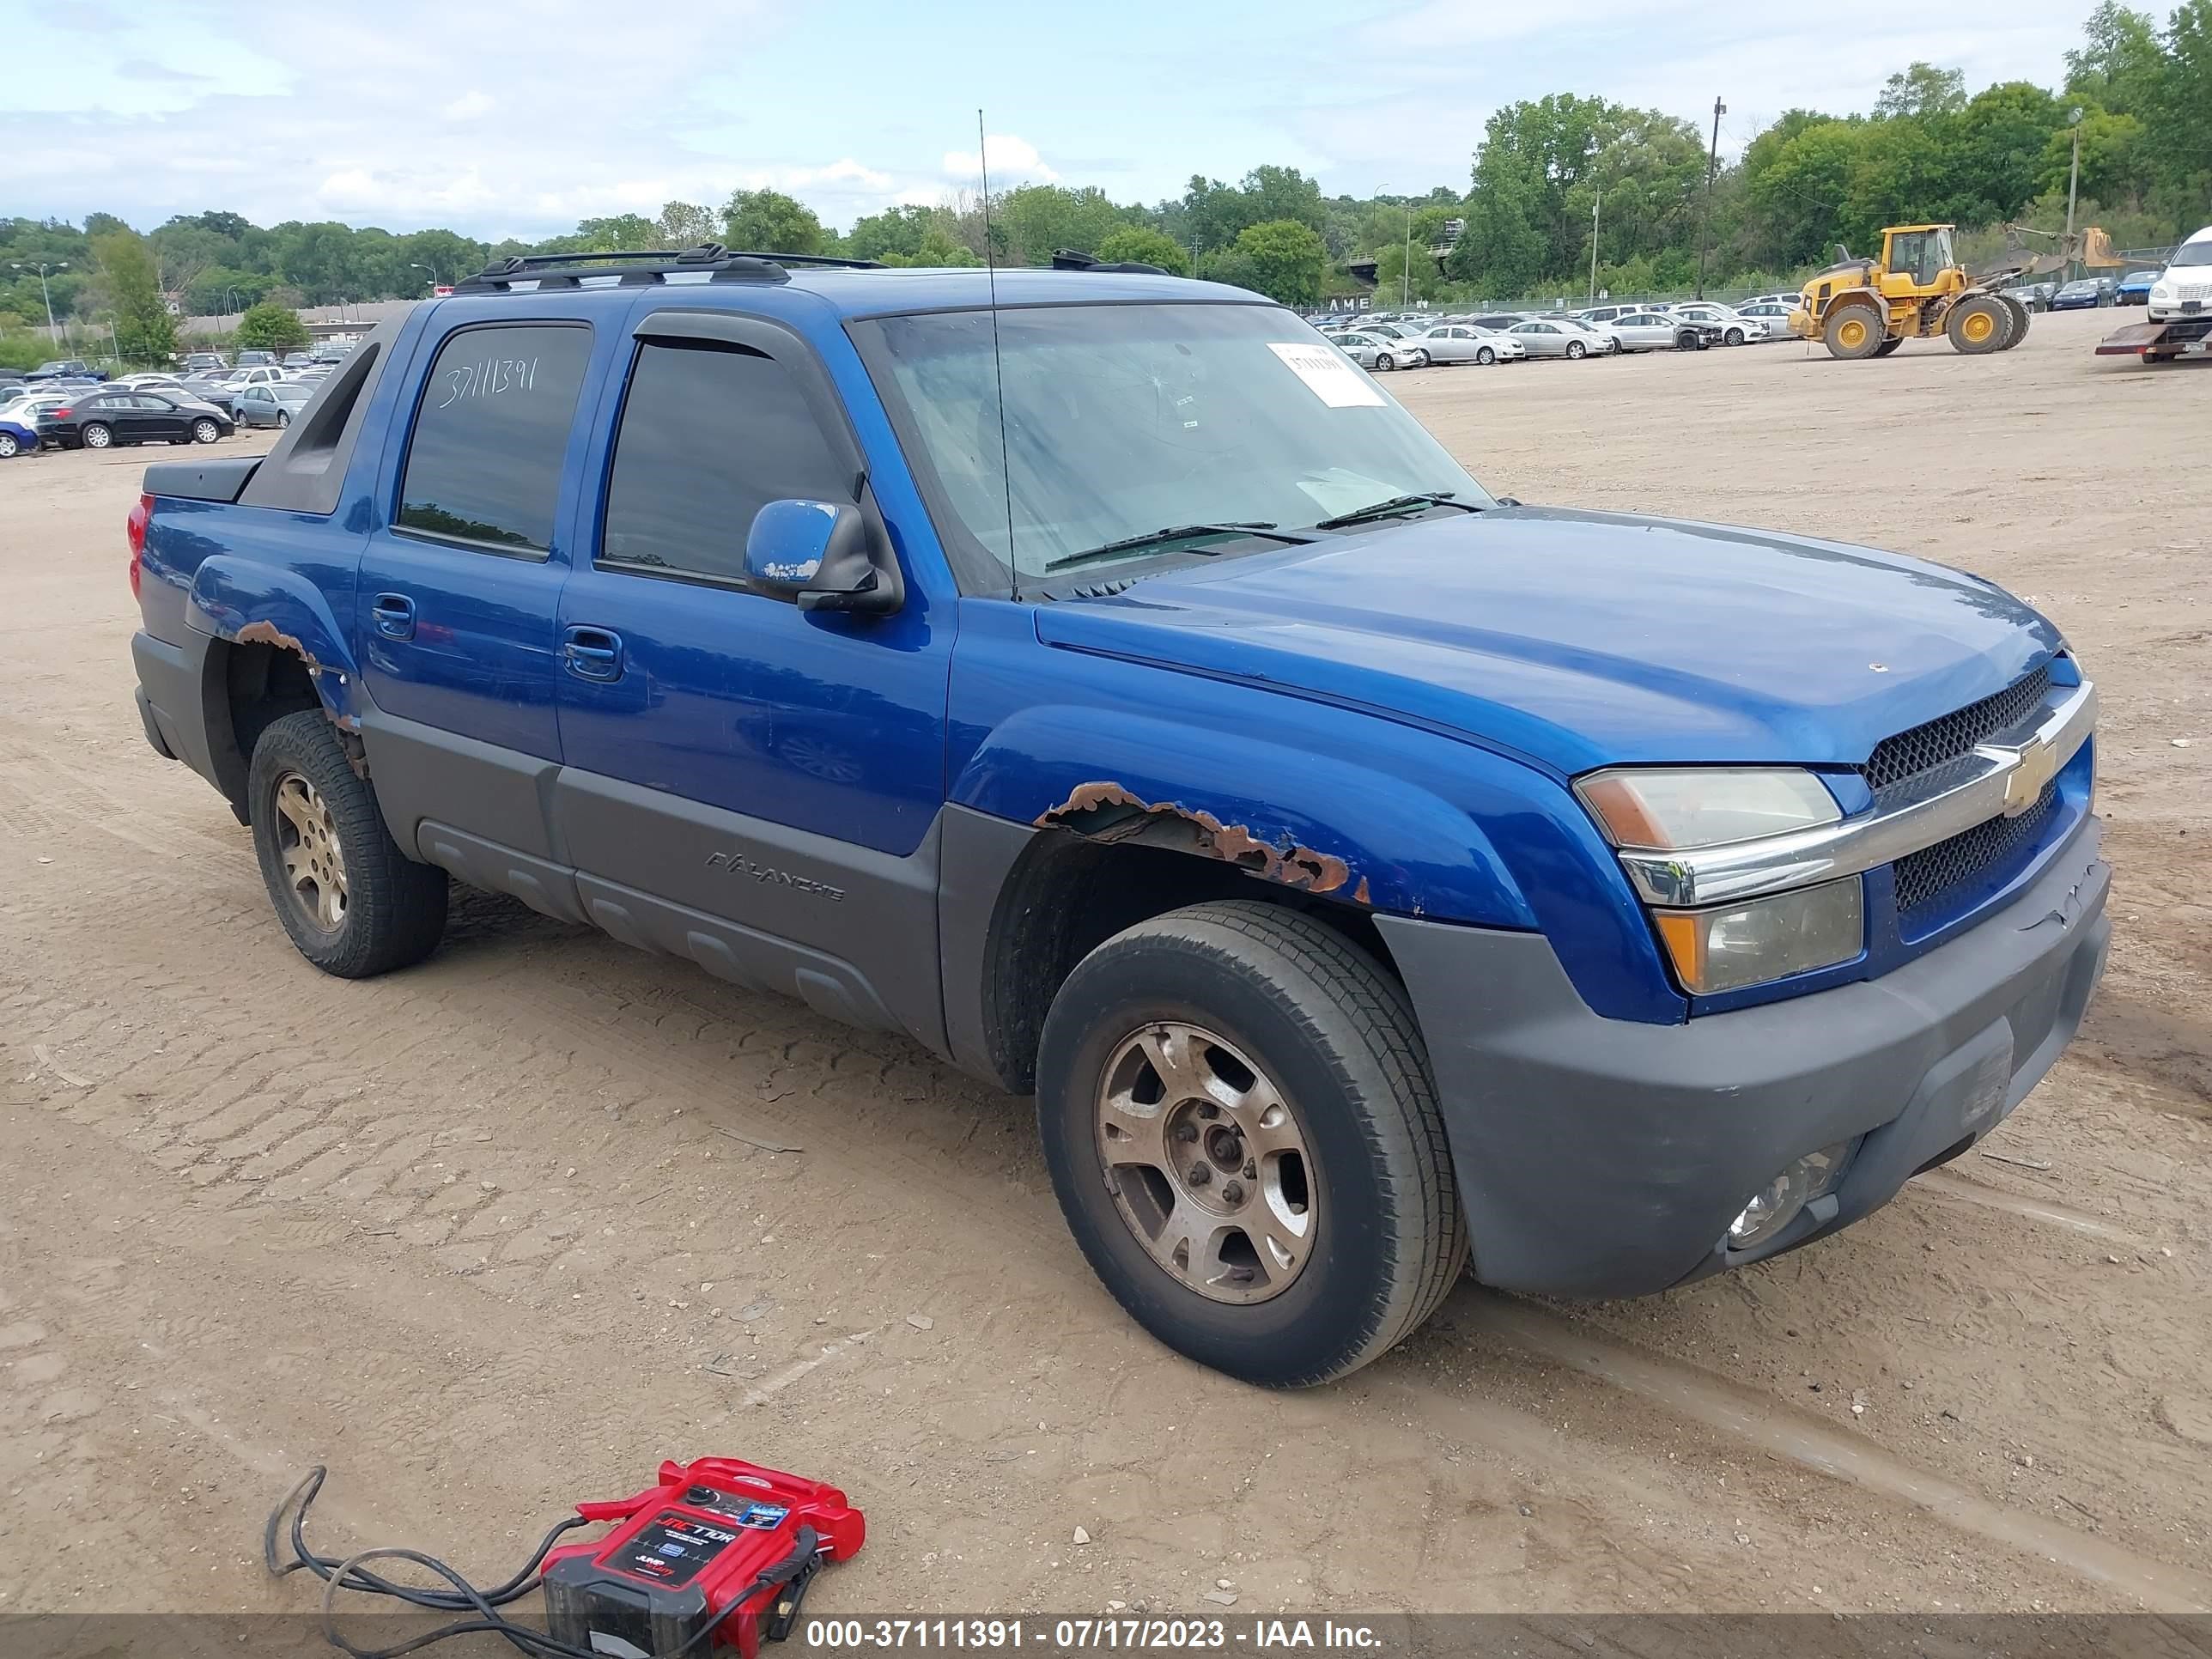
[1576,767,1841,850]
[1652,878,1863,994]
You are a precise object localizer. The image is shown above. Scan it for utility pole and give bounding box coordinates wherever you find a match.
[1589,191,1601,301]
[10,259,67,344]
[410,260,440,292]
[1695,95,1725,299]
[2065,106,2084,283]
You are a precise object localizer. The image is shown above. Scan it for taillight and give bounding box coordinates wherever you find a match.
[53,406,74,420]
[127,492,152,601]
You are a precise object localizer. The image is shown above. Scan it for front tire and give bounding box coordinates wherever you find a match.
[1998,295,2030,349]
[1724,326,1747,346]
[1565,340,1586,360]
[1374,353,1395,372]
[1946,294,2009,355]
[191,417,221,443]
[1037,900,1466,1387]
[247,709,448,978]
[1823,304,1887,360]
[81,422,113,449]
[276,410,291,428]
[1475,346,1494,365]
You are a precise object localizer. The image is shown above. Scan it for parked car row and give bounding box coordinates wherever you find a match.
[1311,295,1799,370]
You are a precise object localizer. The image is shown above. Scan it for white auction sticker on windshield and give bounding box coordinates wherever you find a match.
[1267,342,1386,408]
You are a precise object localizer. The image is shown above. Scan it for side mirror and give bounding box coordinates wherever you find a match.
[744,498,902,617]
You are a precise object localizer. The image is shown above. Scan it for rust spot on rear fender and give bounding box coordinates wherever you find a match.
[1035,782,1358,897]
[234,619,318,668]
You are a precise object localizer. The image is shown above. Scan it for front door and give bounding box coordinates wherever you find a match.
[551,304,952,1048]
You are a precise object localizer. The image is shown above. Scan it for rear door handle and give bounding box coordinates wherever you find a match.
[563,626,623,683]
[371,592,416,641]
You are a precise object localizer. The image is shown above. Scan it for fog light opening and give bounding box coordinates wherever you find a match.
[1728,1140,1851,1251]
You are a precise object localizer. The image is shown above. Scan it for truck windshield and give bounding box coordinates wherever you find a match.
[854,302,1483,587]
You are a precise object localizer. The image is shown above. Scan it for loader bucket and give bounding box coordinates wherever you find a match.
[2081,227,2120,269]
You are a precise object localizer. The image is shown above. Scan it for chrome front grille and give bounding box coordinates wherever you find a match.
[1861,664,2052,793]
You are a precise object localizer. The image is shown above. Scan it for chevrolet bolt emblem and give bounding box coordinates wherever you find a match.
[1995,732,2058,815]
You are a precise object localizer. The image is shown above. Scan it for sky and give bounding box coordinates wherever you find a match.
[13,0,2102,241]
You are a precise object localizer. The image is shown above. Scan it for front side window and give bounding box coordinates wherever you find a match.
[855,301,1481,587]
[398,324,592,552]
[599,339,853,586]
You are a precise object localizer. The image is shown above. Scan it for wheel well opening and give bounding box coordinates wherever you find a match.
[207,639,324,809]
[980,835,1397,1095]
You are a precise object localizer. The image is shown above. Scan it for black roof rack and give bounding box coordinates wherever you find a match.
[452,244,887,294]
[1049,247,1175,276]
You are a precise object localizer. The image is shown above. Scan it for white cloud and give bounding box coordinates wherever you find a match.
[941,134,1058,187]
[442,90,495,120]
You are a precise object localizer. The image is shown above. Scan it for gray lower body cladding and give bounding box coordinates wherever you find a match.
[1380,816,2109,1298]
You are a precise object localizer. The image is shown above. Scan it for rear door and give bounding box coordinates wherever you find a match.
[550,303,952,1048]
[353,310,603,860]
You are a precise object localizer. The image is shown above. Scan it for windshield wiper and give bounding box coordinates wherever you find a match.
[1041,522,1306,574]
[1310,491,1478,531]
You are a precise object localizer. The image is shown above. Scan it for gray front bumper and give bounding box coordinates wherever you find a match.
[1377,817,2110,1298]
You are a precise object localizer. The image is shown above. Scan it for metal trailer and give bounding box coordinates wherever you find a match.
[2095,318,2212,363]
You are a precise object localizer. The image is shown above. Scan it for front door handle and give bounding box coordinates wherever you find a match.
[371,592,416,641]
[563,626,624,683]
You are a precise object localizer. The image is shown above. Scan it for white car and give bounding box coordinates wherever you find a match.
[2148,226,2212,324]
[1735,301,1800,340]
[1351,323,1433,366]
[1329,331,1419,372]
[1669,303,1765,344]
[1401,324,1527,365]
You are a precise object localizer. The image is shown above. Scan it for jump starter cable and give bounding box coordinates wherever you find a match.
[265,1465,820,1659]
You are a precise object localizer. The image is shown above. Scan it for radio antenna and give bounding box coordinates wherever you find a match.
[978,109,1018,600]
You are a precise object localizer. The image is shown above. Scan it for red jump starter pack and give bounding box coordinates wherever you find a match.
[541,1456,865,1659]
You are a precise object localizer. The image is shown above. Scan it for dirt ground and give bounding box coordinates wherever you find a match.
[2,306,2208,1624]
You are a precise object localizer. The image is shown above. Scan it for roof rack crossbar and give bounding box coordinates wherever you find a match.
[452,244,888,294]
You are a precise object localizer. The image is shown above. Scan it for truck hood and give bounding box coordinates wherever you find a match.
[1033,507,2063,777]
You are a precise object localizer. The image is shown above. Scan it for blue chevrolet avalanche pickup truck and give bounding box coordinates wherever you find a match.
[127,247,2108,1386]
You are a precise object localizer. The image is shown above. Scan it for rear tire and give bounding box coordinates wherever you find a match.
[0,433,17,459]
[1823,304,1887,360]
[1036,900,1467,1388]
[81,422,113,449]
[1946,294,2010,355]
[247,709,448,978]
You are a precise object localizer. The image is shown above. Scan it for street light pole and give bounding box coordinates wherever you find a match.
[410,261,440,292]
[1696,95,1725,299]
[1402,205,1413,307]
[1589,191,1601,301]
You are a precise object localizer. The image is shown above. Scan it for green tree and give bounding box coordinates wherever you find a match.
[1092,224,1190,274]
[234,301,309,353]
[2066,3,2166,115]
[1212,219,1326,305]
[656,201,719,246]
[721,190,823,254]
[847,203,941,263]
[998,184,1127,264]
[574,214,658,252]
[2150,0,2212,187]
[91,228,177,366]
[1875,62,1968,119]
[1947,82,2067,222]
[881,227,981,268]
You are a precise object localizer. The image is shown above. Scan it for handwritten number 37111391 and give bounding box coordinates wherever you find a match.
[437,356,541,410]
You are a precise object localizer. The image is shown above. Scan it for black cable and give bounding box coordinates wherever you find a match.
[267,1466,590,1611]
[269,1467,821,1659]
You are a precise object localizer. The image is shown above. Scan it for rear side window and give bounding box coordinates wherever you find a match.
[398,323,592,553]
[599,340,853,586]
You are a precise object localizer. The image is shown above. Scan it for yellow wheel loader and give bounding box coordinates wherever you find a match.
[1789,222,2121,359]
